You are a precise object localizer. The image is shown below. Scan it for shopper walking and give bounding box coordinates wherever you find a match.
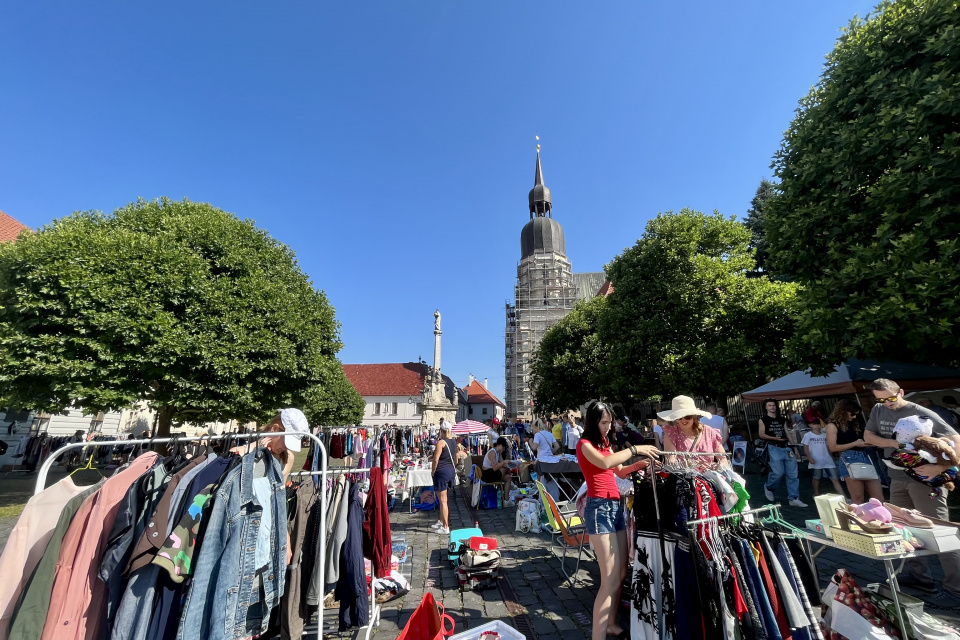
[577,401,658,640]
[758,398,807,506]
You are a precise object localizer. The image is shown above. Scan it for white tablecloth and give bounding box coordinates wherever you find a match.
[403,468,434,500]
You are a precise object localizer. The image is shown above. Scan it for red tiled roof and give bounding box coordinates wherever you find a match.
[342,362,457,403]
[0,211,29,243]
[464,380,505,407]
[597,280,614,297]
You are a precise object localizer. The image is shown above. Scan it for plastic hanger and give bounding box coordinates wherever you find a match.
[71,452,105,478]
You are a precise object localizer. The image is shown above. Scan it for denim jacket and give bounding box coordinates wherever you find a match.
[176,449,287,640]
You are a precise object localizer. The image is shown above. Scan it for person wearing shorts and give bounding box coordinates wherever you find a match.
[801,420,844,496]
[430,424,464,535]
[576,401,659,640]
[481,437,516,506]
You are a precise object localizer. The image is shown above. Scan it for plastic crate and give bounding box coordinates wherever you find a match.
[449,620,526,640]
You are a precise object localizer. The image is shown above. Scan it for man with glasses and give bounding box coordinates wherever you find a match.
[864,378,960,610]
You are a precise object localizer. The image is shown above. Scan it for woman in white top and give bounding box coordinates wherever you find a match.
[482,437,515,506]
[531,419,560,458]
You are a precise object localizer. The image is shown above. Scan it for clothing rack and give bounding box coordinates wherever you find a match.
[644,449,734,640]
[32,431,349,640]
[685,502,781,528]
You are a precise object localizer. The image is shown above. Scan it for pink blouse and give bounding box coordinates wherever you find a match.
[662,423,723,469]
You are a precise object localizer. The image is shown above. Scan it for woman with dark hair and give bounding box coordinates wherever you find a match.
[577,400,659,640]
[482,437,516,507]
[827,398,882,504]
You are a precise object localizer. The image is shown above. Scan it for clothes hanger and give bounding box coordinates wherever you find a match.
[70,452,105,478]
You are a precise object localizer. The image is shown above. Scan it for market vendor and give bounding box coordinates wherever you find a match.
[863,377,960,609]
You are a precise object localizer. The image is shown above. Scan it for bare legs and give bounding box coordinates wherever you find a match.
[590,529,628,640]
[438,489,449,529]
[844,477,884,504]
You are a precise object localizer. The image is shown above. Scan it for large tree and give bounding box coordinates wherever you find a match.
[531,295,611,415]
[602,209,798,401]
[0,198,364,434]
[767,0,960,373]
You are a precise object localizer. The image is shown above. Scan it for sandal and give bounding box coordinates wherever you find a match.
[835,507,894,534]
[884,503,934,529]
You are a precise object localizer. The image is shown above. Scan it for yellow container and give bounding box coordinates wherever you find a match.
[829,526,904,557]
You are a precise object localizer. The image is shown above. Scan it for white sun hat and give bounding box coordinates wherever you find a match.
[656,395,712,422]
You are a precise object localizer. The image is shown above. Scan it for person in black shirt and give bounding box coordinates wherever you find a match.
[758,398,807,507]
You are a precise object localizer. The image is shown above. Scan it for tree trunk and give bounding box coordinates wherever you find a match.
[156,405,175,439]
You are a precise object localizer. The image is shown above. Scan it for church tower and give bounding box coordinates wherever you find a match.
[504,148,582,420]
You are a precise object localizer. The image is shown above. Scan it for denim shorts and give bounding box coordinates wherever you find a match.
[584,496,625,535]
[812,466,839,480]
[837,450,871,479]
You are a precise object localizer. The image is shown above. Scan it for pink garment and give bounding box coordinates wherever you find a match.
[662,423,723,470]
[0,477,89,640]
[41,452,158,640]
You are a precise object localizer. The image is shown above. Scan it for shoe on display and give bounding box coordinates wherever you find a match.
[884,503,934,529]
[896,573,936,594]
[788,499,808,507]
[929,589,960,611]
[764,487,774,502]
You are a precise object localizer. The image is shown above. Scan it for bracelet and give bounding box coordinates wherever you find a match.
[629,445,638,456]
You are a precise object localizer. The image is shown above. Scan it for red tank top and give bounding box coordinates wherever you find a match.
[577,439,620,499]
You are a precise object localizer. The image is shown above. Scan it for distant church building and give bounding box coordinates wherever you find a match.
[504,149,605,420]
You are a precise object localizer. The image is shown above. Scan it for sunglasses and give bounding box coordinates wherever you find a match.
[875,395,899,404]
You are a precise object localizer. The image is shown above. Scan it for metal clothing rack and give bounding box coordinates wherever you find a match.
[32,430,344,640]
[643,449,735,640]
[685,502,781,528]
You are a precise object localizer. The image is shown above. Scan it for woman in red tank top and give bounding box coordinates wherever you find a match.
[577,401,659,640]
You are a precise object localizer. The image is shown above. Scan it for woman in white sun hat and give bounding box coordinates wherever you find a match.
[657,396,727,470]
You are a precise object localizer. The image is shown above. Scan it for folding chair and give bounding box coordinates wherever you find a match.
[535,480,592,585]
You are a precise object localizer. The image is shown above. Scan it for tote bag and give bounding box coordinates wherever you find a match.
[396,592,455,640]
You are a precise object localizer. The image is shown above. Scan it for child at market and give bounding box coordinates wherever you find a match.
[801,420,844,497]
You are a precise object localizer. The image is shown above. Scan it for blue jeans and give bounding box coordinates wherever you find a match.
[765,445,800,500]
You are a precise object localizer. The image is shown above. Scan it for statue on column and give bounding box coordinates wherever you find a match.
[434,309,441,332]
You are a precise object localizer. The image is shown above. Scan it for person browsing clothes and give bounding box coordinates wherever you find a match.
[577,401,659,640]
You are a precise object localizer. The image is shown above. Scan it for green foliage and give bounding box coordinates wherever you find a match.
[0,198,364,432]
[602,209,798,400]
[531,296,610,415]
[768,0,960,373]
[743,179,778,276]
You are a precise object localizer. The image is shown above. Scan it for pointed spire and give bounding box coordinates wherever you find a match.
[528,142,552,218]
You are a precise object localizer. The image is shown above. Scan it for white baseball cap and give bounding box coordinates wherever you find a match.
[278,408,310,452]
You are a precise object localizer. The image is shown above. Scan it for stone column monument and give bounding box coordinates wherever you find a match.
[422,309,458,426]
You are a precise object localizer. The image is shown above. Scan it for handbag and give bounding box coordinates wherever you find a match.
[396,592,455,640]
[444,440,459,486]
[844,460,879,480]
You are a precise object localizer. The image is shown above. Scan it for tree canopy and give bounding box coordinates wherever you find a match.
[767,0,960,373]
[0,198,364,433]
[530,209,798,412]
[743,178,777,277]
[531,295,610,415]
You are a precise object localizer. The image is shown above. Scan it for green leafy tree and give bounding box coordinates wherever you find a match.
[602,209,798,400]
[767,0,960,373]
[0,198,364,434]
[744,178,777,276]
[531,296,611,414]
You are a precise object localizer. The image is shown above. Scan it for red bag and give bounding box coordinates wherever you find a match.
[468,536,497,551]
[396,592,455,640]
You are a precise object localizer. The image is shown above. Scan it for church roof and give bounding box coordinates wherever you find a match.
[464,380,505,407]
[572,272,607,301]
[0,210,29,243]
[342,362,456,401]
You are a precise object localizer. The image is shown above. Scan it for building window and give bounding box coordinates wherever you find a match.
[468,407,473,415]
[374,402,381,415]
[415,403,423,415]
[482,408,488,415]
[391,402,398,415]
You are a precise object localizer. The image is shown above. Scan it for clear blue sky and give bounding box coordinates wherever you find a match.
[1,1,876,400]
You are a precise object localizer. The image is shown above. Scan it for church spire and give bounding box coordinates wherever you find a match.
[528,143,552,218]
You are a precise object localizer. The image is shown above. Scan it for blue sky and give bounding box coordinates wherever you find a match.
[0,1,876,400]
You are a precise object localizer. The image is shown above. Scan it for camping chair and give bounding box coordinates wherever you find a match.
[535,480,591,585]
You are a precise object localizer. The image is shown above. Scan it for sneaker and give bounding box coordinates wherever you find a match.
[928,589,960,611]
[437,526,450,535]
[503,500,516,508]
[788,499,808,507]
[896,573,936,594]
[764,487,774,502]
[430,520,444,530]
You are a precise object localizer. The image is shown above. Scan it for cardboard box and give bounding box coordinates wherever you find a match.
[814,494,846,538]
[906,524,960,553]
[830,526,904,557]
[805,519,827,536]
